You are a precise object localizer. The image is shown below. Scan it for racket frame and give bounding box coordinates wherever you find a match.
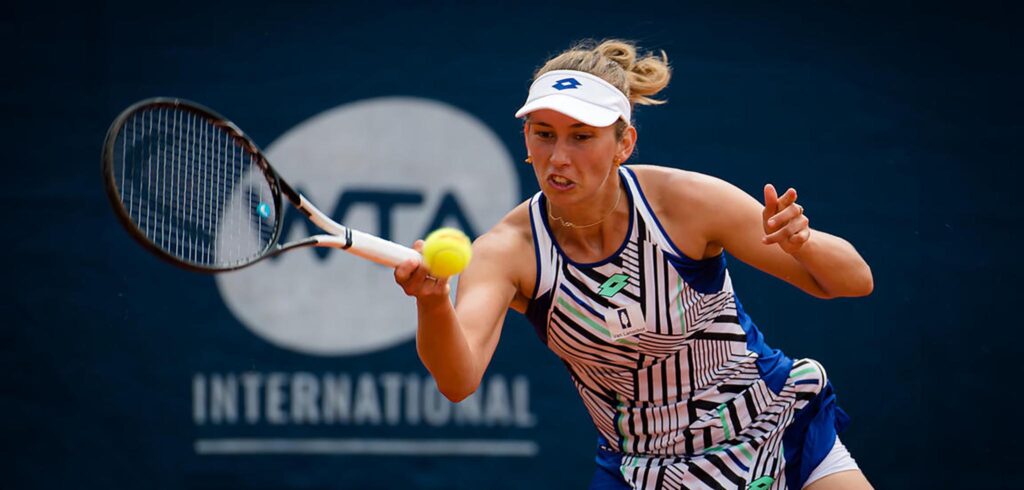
[102,97,419,274]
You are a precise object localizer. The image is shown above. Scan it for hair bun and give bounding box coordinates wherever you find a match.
[595,40,671,106]
[596,41,637,71]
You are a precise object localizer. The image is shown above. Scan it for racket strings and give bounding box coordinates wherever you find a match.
[112,106,278,268]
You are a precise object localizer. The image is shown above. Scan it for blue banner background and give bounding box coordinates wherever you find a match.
[3,1,1021,488]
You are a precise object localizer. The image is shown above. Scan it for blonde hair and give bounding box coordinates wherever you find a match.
[535,39,672,126]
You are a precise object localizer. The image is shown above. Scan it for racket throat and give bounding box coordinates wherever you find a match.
[276,232,352,254]
[315,231,353,250]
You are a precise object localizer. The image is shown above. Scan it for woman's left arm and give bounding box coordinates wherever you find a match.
[688,173,873,299]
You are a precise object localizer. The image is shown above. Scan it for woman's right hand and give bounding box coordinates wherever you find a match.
[394,240,451,300]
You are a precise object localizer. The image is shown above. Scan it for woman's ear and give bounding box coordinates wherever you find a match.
[617,124,638,163]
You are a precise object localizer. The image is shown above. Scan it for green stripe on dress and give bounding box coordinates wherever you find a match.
[556,297,638,346]
[676,276,687,334]
[791,367,818,378]
[717,404,731,440]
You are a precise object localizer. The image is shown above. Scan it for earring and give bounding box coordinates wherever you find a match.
[524,155,533,164]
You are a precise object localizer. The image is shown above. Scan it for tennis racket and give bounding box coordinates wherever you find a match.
[102,97,421,273]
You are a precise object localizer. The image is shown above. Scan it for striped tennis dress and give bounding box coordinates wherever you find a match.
[524,167,848,490]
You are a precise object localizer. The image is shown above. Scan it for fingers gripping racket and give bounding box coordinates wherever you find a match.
[102,97,420,273]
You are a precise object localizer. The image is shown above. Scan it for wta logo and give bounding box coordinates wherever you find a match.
[215,97,518,356]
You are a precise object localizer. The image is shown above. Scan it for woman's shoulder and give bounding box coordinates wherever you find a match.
[486,198,533,243]
[472,199,535,269]
[627,164,739,260]
[473,198,537,301]
[628,164,725,213]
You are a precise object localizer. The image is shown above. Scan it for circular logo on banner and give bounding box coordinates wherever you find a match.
[215,97,518,356]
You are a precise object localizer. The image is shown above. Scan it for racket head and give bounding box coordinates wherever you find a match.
[102,98,286,272]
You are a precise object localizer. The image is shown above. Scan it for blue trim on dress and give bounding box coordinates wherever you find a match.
[560,284,605,320]
[621,166,688,258]
[591,436,628,489]
[525,197,550,344]
[734,293,792,395]
[524,290,552,345]
[725,449,750,473]
[666,252,727,295]
[782,381,851,490]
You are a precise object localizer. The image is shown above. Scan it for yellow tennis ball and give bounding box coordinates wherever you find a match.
[422,227,472,278]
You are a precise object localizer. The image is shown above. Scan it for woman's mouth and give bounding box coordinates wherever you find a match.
[548,174,576,191]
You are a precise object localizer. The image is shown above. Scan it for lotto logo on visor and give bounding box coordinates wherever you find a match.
[552,78,581,90]
[515,70,631,128]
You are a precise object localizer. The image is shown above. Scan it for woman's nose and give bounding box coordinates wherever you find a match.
[549,141,571,167]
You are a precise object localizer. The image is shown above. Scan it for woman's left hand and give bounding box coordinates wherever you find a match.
[762,183,810,255]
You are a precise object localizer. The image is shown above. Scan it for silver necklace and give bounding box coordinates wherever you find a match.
[548,185,622,229]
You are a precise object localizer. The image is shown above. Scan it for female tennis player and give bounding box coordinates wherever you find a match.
[395,39,874,490]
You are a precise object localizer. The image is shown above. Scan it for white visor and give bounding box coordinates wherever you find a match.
[514,70,631,127]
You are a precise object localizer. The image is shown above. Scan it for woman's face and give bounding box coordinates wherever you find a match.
[523,109,635,205]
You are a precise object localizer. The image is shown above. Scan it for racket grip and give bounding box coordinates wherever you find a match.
[345,229,421,267]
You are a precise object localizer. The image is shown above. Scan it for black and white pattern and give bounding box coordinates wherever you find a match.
[527,168,827,489]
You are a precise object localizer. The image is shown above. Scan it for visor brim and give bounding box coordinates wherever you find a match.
[514,94,622,128]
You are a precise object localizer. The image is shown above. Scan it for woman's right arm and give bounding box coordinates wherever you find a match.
[394,223,525,402]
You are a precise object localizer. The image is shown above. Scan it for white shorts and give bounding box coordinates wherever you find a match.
[803,437,861,488]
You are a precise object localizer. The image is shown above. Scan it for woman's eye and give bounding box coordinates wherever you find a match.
[535,131,553,139]
[574,134,593,141]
